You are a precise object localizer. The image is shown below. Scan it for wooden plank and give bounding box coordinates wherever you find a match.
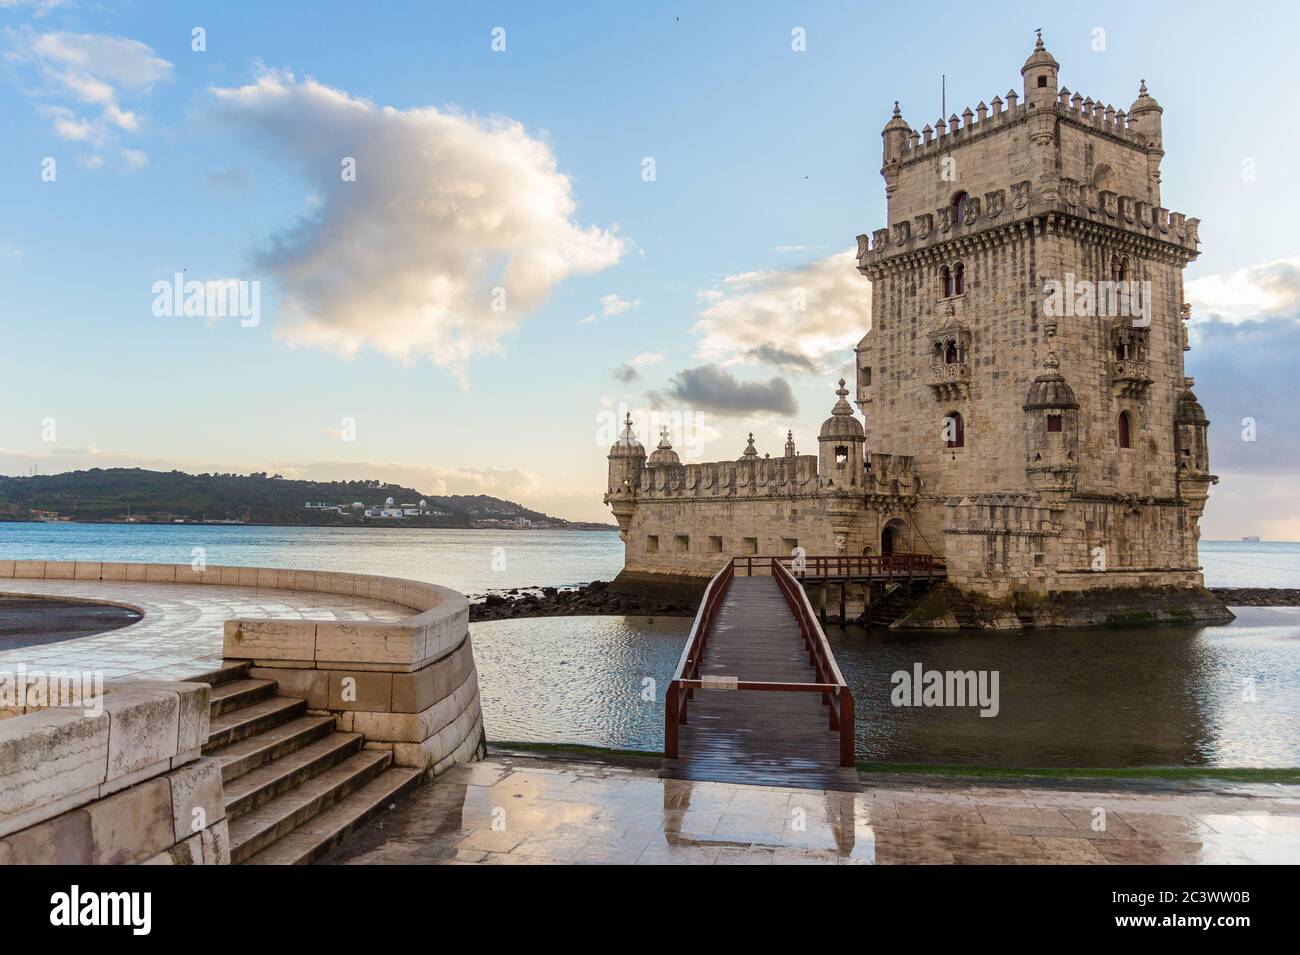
[661,576,861,792]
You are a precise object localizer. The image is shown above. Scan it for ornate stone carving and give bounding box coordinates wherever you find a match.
[1059,178,1079,207]
[914,213,933,239]
[962,196,981,225]
[985,189,1005,218]
[1011,180,1031,210]
[937,207,952,232]
[872,228,889,250]
[892,220,911,245]
[1119,195,1136,224]
[856,233,870,259]
[1100,190,1118,218]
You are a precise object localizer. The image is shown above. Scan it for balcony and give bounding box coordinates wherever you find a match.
[1111,358,1152,398]
[929,361,970,401]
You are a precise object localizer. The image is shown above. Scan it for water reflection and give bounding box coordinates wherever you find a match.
[470,607,1300,768]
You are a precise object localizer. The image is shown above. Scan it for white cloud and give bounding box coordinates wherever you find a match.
[629,351,663,366]
[8,30,171,166]
[1186,257,1300,326]
[208,70,625,373]
[692,249,868,372]
[579,292,641,324]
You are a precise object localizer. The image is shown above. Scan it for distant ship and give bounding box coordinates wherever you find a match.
[1242,535,1261,542]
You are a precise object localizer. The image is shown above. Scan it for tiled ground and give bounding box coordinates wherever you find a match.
[323,754,1300,865]
[0,579,411,681]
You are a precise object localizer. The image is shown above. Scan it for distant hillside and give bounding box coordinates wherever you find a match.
[0,468,614,530]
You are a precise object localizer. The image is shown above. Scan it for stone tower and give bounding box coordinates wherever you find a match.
[604,413,644,541]
[854,33,1225,614]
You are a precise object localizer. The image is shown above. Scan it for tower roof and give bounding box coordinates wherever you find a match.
[883,100,910,133]
[819,379,865,440]
[1023,353,1079,410]
[739,432,759,460]
[1176,389,1208,425]
[1129,78,1162,114]
[609,413,645,456]
[647,426,680,466]
[1020,31,1059,75]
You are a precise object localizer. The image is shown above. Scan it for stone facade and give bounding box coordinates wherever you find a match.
[607,36,1229,627]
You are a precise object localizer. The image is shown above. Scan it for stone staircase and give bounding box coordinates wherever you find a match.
[863,581,939,629]
[201,662,420,864]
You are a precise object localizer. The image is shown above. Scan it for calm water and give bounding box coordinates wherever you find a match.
[3,522,1298,767]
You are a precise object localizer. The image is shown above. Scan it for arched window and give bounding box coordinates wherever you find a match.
[1118,411,1132,449]
[953,262,965,295]
[933,341,944,362]
[944,411,965,448]
[1047,414,1063,433]
[1109,254,1121,284]
[835,445,848,465]
[952,191,969,228]
[945,339,958,364]
[940,265,952,298]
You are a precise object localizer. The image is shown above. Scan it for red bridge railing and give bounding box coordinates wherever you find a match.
[663,557,857,767]
[732,552,939,581]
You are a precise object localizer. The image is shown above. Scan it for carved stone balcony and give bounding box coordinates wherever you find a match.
[929,361,970,401]
[1111,358,1152,398]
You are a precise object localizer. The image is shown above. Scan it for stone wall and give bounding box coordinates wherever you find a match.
[0,682,228,864]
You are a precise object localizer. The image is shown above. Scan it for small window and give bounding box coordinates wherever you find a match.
[742,537,758,555]
[945,340,958,364]
[940,265,952,298]
[953,262,965,295]
[861,366,872,386]
[1047,414,1063,433]
[952,191,969,228]
[1037,75,1047,88]
[944,411,965,449]
[708,535,723,554]
[675,534,689,554]
[781,538,799,555]
[1118,411,1132,449]
[646,535,659,554]
[835,445,848,465]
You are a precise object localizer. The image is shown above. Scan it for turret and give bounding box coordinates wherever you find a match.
[604,413,645,539]
[647,427,680,467]
[1023,354,1080,497]
[1174,384,1217,520]
[880,101,909,196]
[818,379,866,489]
[1127,79,1165,202]
[1021,31,1059,108]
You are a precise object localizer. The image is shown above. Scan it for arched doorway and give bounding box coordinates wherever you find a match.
[881,525,897,556]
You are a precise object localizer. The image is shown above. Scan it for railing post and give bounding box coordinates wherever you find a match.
[839,691,855,767]
[664,682,679,758]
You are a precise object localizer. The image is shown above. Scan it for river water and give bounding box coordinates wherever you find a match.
[2,522,1297,767]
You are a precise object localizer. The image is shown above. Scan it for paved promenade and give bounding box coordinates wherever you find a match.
[323,753,1300,865]
[0,578,411,681]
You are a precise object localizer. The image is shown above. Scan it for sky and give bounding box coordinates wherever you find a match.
[1,0,1298,536]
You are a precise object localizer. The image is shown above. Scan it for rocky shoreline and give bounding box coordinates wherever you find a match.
[1211,588,1300,607]
[468,580,696,622]
[467,584,1299,622]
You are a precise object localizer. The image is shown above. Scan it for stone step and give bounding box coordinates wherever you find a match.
[190,660,252,687]
[207,715,337,783]
[203,696,307,752]
[209,678,277,717]
[223,732,365,820]
[243,768,422,865]
[228,749,394,864]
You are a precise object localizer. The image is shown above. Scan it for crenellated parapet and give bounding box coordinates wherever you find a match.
[635,453,820,500]
[856,177,1199,273]
[944,494,1061,537]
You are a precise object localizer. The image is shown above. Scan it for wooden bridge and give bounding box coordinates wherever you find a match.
[661,557,861,791]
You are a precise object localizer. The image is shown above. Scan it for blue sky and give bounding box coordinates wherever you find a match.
[1,1,1298,533]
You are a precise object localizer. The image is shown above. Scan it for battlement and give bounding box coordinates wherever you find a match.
[856,175,1199,269]
[944,494,1061,536]
[633,453,820,500]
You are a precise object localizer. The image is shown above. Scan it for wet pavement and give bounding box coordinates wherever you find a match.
[321,753,1300,865]
[0,597,140,650]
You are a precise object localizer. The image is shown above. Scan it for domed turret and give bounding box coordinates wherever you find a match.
[881,100,911,163]
[738,433,759,461]
[604,413,646,539]
[1175,386,1211,478]
[1127,79,1164,148]
[647,427,680,466]
[1021,31,1059,106]
[818,380,866,488]
[1023,353,1080,496]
